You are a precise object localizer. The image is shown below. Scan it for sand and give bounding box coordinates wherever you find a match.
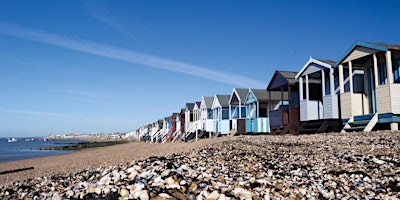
[0,137,230,186]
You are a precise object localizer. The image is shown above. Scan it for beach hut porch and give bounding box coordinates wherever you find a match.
[336,42,400,132]
[295,58,342,134]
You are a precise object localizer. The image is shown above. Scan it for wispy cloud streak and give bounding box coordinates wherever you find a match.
[0,22,266,88]
[0,109,68,117]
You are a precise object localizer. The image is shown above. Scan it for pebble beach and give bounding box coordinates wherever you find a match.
[0,131,399,199]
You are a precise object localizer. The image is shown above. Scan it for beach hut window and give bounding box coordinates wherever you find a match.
[231,106,239,119]
[241,107,246,118]
[325,71,331,95]
[248,104,256,119]
[222,109,229,120]
[208,110,213,119]
[344,68,350,92]
[378,62,388,85]
[393,59,400,83]
[259,107,267,117]
[353,74,364,93]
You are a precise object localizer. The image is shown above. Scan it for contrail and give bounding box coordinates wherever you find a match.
[0,22,266,88]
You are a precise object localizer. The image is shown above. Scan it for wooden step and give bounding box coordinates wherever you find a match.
[297,128,318,134]
[349,120,370,126]
[344,126,365,132]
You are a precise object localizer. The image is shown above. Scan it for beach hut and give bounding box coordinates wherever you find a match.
[179,109,185,135]
[184,103,195,133]
[212,95,231,134]
[200,96,214,134]
[229,88,249,135]
[295,57,342,133]
[193,101,202,131]
[335,41,400,132]
[151,119,163,142]
[171,112,181,141]
[244,89,286,134]
[267,71,301,134]
[165,113,179,143]
[161,116,172,143]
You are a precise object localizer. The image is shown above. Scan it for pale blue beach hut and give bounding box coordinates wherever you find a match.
[212,95,231,134]
[244,89,285,134]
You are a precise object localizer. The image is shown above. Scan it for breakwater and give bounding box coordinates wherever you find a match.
[33,141,126,151]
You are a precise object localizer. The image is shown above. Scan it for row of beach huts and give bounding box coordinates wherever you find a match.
[126,41,400,143]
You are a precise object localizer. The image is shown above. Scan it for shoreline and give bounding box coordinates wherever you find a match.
[0,132,399,199]
[0,137,229,186]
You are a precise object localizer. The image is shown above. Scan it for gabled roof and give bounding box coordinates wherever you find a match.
[229,88,249,105]
[245,89,288,103]
[212,95,230,109]
[185,103,195,111]
[295,57,335,79]
[251,89,268,101]
[201,96,214,109]
[334,41,400,68]
[193,101,201,110]
[267,70,298,91]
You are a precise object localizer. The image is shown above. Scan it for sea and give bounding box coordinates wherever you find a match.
[0,137,88,163]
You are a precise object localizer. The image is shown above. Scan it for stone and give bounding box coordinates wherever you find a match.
[206,191,220,200]
[120,187,129,197]
[166,177,175,185]
[139,190,149,200]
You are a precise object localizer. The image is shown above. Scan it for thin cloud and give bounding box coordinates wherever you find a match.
[0,22,266,88]
[0,109,68,117]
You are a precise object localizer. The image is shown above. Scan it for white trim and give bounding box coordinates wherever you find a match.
[295,57,333,80]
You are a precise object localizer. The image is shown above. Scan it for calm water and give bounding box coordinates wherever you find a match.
[0,138,87,163]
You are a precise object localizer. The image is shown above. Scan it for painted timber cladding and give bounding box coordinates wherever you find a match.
[302,63,324,75]
[300,100,323,121]
[200,96,214,132]
[323,95,339,119]
[343,47,380,63]
[212,95,231,134]
[229,88,249,134]
[392,84,400,114]
[376,85,392,114]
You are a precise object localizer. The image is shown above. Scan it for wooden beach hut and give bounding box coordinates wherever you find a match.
[153,119,164,142]
[244,89,286,134]
[165,113,179,143]
[295,57,342,133]
[184,103,195,133]
[171,112,181,141]
[229,88,249,135]
[212,95,231,134]
[267,71,301,134]
[200,96,214,134]
[335,41,400,132]
[179,109,185,135]
[192,102,202,132]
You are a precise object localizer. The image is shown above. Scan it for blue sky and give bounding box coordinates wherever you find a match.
[0,0,399,137]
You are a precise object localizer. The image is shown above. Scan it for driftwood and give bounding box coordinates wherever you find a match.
[0,167,34,175]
